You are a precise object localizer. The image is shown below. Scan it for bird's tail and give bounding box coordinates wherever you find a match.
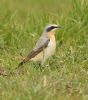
[15,59,26,69]
[18,61,24,67]
[16,55,31,69]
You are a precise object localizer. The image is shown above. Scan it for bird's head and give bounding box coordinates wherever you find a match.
[44,24,62,33]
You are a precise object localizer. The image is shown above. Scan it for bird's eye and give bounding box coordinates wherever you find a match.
[46,26,56,32]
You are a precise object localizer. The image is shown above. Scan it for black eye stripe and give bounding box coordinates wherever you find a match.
[46,26,58,32]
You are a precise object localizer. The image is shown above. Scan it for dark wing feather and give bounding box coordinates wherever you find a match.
[26,39,50,60]
[17,39,50,68]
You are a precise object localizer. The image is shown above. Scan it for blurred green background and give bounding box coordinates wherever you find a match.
[0,0,88,100]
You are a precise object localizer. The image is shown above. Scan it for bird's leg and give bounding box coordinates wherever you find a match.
[38,61,45,71]
[41,48,46,67]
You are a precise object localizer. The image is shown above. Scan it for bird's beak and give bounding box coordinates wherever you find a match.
[57,26,62,28]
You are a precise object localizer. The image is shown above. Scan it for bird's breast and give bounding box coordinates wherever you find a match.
[31,35,56,62]
[44,35,56,59]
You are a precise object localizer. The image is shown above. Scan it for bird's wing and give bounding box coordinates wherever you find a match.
[26,37,50,60]
[17,35,50,68]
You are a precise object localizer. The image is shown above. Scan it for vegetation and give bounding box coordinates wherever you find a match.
[0,0,88,99]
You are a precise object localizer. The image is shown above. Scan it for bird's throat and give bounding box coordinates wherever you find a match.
[48,32,55,41]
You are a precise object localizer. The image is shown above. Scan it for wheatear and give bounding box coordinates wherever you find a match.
[17,24,61,68]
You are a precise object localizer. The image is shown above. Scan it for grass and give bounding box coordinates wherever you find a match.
[0,0,88,99]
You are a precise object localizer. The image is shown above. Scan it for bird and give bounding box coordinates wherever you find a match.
[17,24,62,69]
